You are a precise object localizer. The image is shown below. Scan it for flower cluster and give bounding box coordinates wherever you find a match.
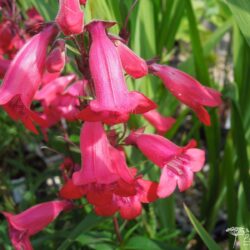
[0,1,222,249]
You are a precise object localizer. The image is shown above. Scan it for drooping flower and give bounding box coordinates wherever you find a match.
[149,64,222,125]
[46,39,66,73]
[55,0,84,36]
[142,109,176,135]
[125,130,205,198]
[0,24,59,133]
[0,58,10,78]
[113,40,148,79]
[1,200,72,250]
[72,121,133,186]
[77,21,156,125]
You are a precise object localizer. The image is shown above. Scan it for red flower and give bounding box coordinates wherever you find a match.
[94,169,158,220]
[1,200,73,250]
[149,64,222,125]
[142,109,176,135]
[77,21,156,125]
[0,25,58,133]
[126,130,205,198]
[56,0,84,35]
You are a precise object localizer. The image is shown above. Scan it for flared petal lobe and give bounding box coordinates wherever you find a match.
[56,0,84,35]
[149,64,222,125]
[0,25,58,133]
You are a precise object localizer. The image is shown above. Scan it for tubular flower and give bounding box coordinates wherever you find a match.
[0,58,10,79]
[142,109,176,135]
[55,0,84,36]
[125,130,205,198]
[73,121,133,186]
[0,25,58,134]
[1,200,73,250]
[114,40,148,79]
[46,39,66,73]
[77,21,156,125]
[149,64,222,125]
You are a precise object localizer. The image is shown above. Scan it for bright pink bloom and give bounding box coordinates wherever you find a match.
[94,169,158,220]
[0,58,10,78]
[35,74,75,106]
[56,0,84,36]
[46,39,66,73]
[114,40,148,79]
[73,122,133,186]
[149,64,222,125]
[77,21,156,125]
[143,109,176,135]
[1,200,72,250]
[125,131,205,198]
[0,25,58,133]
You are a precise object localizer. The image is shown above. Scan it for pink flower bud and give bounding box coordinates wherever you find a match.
[143,109,176,135]
[46,39,66,73]
[56,0,84,35]
[114,40,148,78]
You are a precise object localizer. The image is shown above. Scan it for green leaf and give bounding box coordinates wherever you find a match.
[57,214,107,250]
[226,0,250,47]
[124,236,162,250]
[184,205,221,250]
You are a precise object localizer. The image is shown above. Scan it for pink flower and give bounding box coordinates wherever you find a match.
[1,200,73,250]
[56,0,84,35]
[143,109,176,135]
[0,58,10,78]
[125,130,205,198]
[77,21,156,125]
[114,40,148,79]
[149,64,222,125]
[0,25,58,133]
[72,121,133,186]
[46,39,66,73]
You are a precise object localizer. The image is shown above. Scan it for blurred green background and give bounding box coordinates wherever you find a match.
[0,0,250,249]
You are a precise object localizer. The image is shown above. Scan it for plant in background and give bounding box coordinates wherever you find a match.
[6,0,250,249]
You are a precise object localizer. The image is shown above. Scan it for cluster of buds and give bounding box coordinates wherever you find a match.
[0,0,222,249]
